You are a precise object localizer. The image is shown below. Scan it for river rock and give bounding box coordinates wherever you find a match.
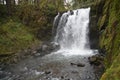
[86,76,91,79]
[71,63,76,65]
[71,63,85,67]
[38,42,60,54]
[70,10,74,15]
[77,63,85,67]
[88,56,97,62]
[41,44,48,51]
[32,51,37,54]
[34,53,41,57]
[49,42,60,51]
[45,71,51,75]
[61,76,64,79]
[13,58,18,63]
[88,54,104,66]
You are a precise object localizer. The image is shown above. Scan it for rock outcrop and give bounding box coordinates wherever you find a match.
[95,0,120,80]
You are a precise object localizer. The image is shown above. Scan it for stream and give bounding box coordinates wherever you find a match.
[0,53,101,80]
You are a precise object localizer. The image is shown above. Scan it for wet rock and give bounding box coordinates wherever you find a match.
[61,76,64,79]
[41,44,48,51]
[77,63,85,67]
[34,53,41,57]
[32,51,37,54]
[0,73,7,79]
[88,56,97,62]
[45,71,51,75]
[71,71,78,74]
[51,78,59,80]
[8,72,11,75]
[38,42,60,54]
[70,63,85,67]
[88,54,104,66]
[0,70,3,74]
[71,63,76,65]
[13,58,18,63]
[49,42,60,51]
[34,70,41,75]
[70,10,74,15]
[87,76,91,79]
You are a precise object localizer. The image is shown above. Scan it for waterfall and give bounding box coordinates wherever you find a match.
[53,7,97,56]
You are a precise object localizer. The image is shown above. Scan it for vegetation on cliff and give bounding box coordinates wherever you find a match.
[97,0,120,79]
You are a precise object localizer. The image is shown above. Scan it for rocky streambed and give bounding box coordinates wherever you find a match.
[0,43,104,80]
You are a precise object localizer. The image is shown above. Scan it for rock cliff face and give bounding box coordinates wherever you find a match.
[95,0,120,79]
[77,0,120,79]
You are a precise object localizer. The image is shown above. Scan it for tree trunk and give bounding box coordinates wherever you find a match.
[0,0,2,4]
[34,0,40,5]
[6,0,12,16]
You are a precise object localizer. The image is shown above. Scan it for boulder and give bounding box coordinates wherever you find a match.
[36,42,60,56]
[88,54,104,66]
[88,56,97,62]
[49,42,60,51]
[41,42,60,52]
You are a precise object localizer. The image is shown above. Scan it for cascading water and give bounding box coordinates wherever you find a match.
[53,7,97,56]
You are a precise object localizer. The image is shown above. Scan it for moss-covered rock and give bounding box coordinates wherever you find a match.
[96,0,120,79]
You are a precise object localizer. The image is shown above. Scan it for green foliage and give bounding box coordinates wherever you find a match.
[101,54,120,80]
[14,0,66,39]
[0,4,7,19]
[0,20,38,55]
[72,0,96,9]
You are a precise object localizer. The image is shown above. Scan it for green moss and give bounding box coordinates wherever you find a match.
[99,14,107,29]
[0,20,39,55]
[98,0,120,80]
[101,54,120,80]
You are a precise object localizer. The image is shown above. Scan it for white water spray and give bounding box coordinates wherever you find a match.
[53,7,97,56]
